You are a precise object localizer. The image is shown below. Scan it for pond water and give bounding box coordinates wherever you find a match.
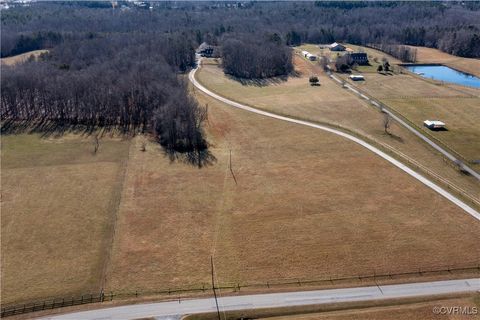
[404,65,480,88]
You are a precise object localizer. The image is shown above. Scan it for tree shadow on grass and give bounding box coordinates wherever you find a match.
[1,118,137,138]
[226,70,301,87]
[383,131,404,143]
[164,147,217,168]
[2,119,215,168]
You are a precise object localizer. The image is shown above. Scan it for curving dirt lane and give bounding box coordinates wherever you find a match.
[189,61,480,221]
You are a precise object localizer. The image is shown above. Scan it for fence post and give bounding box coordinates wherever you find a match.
[90,294,93,303]
[110,292,113,301]
[81,295,84,304]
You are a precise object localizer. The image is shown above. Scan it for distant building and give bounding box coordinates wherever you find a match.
[329,42,346,51]
[350,52,368,65]
[196,42,214,57]
[349,74,365,81]
[301,50,317,61]
[423,120,446,130]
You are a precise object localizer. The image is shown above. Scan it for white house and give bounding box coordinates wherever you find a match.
[301,51,317,61]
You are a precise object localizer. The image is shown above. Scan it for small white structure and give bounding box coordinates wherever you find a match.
[301,50,317,61]
[349,74,365,81]
[423,120,446,130]
[330,42,346,51]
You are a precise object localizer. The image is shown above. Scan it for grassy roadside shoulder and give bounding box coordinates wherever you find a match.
[182,293,480,320]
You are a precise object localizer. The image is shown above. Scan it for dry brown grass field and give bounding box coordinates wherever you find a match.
[1,133,130,304]
[261,296,480,320]
[345,68,480,166]
[195,56,480,201]
[2,47,480,308]
[0,49,48,66]
[104,88,480,296]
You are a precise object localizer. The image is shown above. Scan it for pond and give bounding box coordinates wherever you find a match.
[404,65,480,88]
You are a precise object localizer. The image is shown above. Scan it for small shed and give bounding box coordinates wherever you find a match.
[349,74,365,81]
[330,42,346,51]
[423,120,446,130]
[306,53,317,61]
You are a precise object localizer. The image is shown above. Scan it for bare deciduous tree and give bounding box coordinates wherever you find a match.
[93,134,100,154]
[383,112,392,135]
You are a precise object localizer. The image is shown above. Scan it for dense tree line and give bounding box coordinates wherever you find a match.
[221,36,293,79]
[1,34,206,153]
[369,44,417,63]
[1,1,479,58]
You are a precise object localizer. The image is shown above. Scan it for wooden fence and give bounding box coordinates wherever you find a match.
[2,264,479,318]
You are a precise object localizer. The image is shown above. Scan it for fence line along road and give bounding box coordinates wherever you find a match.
[189,61,480,221]
[4,264,479,318]
[40,278,480,320]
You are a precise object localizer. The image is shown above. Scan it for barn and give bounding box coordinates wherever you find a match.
[329,42,346,51]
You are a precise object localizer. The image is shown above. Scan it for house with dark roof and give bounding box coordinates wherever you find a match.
[329,42,346,51]
[350,52,368,65]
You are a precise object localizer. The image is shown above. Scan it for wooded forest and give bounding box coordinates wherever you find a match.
[2,1,479,58]
[1,34,207,153]
[221,36,293,79]
[1,1,480,153]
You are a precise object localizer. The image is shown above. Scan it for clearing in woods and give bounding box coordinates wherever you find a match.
[0,49,49,66]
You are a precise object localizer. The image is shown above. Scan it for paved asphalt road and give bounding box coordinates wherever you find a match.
[42,279,480,319]
[37,62,480,320]
[189,63,480,221]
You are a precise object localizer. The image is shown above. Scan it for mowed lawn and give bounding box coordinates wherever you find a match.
[1,133,130,304]
[105,90,480,295]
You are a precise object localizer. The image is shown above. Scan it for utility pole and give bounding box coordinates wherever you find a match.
[211,256,221,320]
